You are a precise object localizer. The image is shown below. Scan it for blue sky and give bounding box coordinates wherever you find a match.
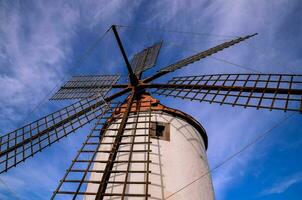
[0,0,302,199]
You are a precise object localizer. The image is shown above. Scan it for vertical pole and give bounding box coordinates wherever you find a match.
[112,25,138,86]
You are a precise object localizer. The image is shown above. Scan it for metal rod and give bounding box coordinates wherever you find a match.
[112,25,138,86]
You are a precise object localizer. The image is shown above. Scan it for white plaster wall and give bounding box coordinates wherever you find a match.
[85,111,214,200]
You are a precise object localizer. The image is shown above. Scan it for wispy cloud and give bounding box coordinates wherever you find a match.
[0,1,79,130]
[261,173,302,196]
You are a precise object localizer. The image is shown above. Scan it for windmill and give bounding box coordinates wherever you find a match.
[0,24,301,200]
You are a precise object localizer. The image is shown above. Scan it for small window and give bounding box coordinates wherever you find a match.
[151,122,170,141]
[156,124,165,137]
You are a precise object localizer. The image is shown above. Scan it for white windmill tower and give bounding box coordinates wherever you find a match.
[84,92,214,200]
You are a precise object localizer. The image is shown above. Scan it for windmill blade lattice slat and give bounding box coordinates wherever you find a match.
[153,74,302,112]
[131,41,162,75]
[52,99,153,199]
[50,75,120,100]
[159,34,257,73]
[143,33,257,83]
[0,96,109,174]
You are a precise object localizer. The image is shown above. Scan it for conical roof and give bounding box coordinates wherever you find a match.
[112,92,208,149]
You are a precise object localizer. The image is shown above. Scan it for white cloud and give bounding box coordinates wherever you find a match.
[0,1,79,129]
[261,173,302,196]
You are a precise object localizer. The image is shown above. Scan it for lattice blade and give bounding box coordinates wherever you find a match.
[159,34,257,73]
[152,74,302,112]
[52,98,153,199]
[51,102,118,199]
[50,75,120,100]
[0,96,109,174]
[143,34,257,83]
[131,41,162,75]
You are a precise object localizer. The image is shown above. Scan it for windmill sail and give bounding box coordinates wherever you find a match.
[158,34,257,73]
[52,98,153,199]
[143,33,257,82]
[51,101,118,199]
[0,95,109,174]
[50,75,120,100]
[153,73,302,112]
[131,41,162,75]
